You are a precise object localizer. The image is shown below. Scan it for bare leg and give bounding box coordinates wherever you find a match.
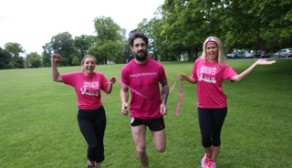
[131,125,149,168]
[211,146,220,161]
[204,145,220,160]
[87,160,95,167]
[95,162,101,168]
[152,129,166,152]
[204,146,212,158]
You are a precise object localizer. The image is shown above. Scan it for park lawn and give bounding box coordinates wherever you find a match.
[0,59,291,168]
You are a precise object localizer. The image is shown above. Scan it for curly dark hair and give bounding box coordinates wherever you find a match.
[128,32,149,47]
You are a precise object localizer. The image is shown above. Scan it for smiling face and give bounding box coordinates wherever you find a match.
[205,41,218,62]
[81,56,96,76]
[131,37,148,62]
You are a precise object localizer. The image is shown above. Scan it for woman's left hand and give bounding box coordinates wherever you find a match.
[256,59,276,65]
[109,77,116,84]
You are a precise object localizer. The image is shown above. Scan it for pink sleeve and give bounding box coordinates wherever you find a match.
[223,66,238,80]
[158,65,167,83]
[99,73,109,92]
[121,66,129,85]
[61,73,78,86]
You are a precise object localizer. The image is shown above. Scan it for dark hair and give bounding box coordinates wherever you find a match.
[128,32,149,47]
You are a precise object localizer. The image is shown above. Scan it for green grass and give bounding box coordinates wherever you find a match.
[0,59,291,168]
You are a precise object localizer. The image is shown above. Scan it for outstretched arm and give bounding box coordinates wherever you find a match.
[51,54,63,82]
[177,73,197,84]
[231,59,276,82]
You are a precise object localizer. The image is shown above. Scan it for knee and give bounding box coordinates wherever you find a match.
[156,145,166,153]
[136,145,146,154]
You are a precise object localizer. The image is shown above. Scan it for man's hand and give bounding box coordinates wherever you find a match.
[121,102,129,116]
[160,103,167,115]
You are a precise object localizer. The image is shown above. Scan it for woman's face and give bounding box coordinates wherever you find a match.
[206,43,218,61]
[82,57,96,75]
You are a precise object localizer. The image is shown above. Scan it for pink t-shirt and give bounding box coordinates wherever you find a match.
[192,58,238,108]
[121,58,167,119]
[61,72,109,110]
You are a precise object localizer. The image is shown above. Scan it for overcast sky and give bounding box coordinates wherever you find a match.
[0,0,164,54]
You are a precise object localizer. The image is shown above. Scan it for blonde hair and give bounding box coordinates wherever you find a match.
[201,36,227,65]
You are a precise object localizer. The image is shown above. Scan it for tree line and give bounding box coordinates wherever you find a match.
[1,0,291,69]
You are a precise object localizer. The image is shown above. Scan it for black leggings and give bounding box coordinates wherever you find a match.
[77,106,106,162]
[198,107,227,147]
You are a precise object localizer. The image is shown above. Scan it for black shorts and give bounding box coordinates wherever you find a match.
[131,117,165,131]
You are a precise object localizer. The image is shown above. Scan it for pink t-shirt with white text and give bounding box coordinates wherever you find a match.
[61,72,109,110]
[121,58,167,119]
[192,58,238,108]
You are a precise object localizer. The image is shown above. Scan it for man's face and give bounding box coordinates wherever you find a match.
[132,38,148,62]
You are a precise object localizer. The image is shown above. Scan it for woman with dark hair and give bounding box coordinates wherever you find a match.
[51,54,116,168]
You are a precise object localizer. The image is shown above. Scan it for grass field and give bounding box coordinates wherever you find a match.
[0,59,291,168]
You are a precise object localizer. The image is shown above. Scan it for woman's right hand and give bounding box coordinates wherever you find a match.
[177,73,186,80]
[51,54,62,64]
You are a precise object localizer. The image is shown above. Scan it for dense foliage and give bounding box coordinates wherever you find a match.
[0,0,291,69]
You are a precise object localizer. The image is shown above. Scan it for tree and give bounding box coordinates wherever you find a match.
[155,0,292,59]
[4,42,25,68]
[74,35,95,59]
[160,0,214,61]
[0,47,12,69]
[50,32,77,66]
[26,52,42,68]
[88,16,125,64]
[41,42,52,67]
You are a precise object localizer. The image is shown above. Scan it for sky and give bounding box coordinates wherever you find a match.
[0,0,164,54]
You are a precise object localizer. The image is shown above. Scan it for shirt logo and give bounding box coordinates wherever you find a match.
[198,65,217,84]
[80,81,99,96]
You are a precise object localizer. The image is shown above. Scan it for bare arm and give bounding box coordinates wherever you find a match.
[231,59,276,82]
[177,73,197,84]
[120,86,129,115]
[51,54,63,82]
[105,77,116,94]
[160,80,169,115]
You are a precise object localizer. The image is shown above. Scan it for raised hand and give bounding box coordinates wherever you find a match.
[51,54,62,64]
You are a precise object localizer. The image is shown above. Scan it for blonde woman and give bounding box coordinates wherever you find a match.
[178,36,275,168]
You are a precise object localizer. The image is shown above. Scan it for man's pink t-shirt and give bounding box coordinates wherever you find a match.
[192,58,238,108]
[61,72,109,110]
[121,58,167,119]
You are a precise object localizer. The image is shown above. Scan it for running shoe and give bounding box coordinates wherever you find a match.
[201,154,210,168]
[206,160,216,168]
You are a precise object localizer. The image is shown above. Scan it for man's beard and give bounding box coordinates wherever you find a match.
[134,50,148,62]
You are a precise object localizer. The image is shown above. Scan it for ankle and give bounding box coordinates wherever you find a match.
[205,153,212,158]
[87,160,95,168]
